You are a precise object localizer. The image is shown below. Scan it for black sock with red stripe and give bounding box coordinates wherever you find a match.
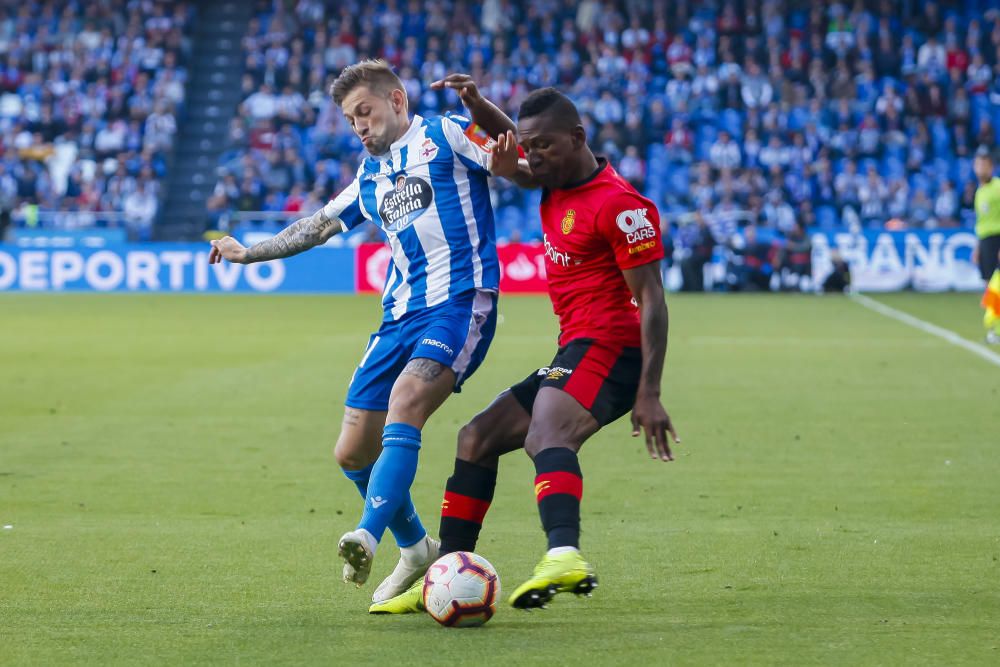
[439,459,497,555]
[533,447,583,549]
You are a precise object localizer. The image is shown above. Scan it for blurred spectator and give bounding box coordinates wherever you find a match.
[934,180,959,227]
[618,146,645,191]
[726,224,774,291]
[823,251,851,293]
[709,130,741,170]
[664,117,693,163]
[680,212,716,292]
[777,223,812,291]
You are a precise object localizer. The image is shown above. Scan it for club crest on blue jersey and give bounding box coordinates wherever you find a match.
[379,172,434,232]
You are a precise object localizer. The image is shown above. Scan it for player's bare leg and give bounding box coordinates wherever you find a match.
[455,390,532,468]
[336,405,440,593]
[440,390,530,550]
[334,407,386,470]
[510,387,600,609]
[339,359,454,591]
[369,391,529,614]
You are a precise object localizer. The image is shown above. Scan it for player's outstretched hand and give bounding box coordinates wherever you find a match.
[209,236,249,264]
[630,393,680,462]
[430,73,482,107]
[491,130,520,179]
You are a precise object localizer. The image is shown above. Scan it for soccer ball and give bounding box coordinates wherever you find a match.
[422,551,500,627]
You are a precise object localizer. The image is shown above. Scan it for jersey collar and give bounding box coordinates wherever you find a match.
[558,157,608,190]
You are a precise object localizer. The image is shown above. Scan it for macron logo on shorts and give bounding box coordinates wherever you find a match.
[421,338,454,357]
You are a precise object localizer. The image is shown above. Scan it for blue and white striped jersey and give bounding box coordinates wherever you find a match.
[324,113,499,321]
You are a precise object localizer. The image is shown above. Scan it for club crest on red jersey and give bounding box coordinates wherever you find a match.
[561,209,576,234]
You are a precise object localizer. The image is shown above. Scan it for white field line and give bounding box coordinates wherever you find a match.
[851,293,1000,368]
[689,336,940,347]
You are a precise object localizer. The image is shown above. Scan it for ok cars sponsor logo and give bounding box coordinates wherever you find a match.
[615,208,657,244]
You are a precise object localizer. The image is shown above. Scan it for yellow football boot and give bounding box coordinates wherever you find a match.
[508,550,597,609]
[368,579,425,614]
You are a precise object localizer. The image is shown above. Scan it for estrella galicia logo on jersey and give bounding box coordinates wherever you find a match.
[379,174,434,232]
[615,208,657,244]
[561,209,576,234]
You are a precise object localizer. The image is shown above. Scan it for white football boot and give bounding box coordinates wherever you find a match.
[371,535,440,603]
[338,529,377,586]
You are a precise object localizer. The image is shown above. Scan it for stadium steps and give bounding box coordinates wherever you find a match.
[156,0,253,240]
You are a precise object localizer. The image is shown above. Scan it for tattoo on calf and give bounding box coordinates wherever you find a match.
[402,358,446,382]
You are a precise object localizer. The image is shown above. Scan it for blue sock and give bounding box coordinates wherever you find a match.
[357,423,422,544]
[342,462,426,548]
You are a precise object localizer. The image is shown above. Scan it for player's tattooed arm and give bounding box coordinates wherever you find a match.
[401,358,447,383]
[623,262,680,460]
[244,207,341,262]
[208,207,341,265]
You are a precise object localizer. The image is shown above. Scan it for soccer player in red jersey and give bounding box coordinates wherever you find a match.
[372,86,679,614]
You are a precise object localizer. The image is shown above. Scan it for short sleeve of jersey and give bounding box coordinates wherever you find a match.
[322,173,367,232]
[440,112,492,175]
[597,192,666,270]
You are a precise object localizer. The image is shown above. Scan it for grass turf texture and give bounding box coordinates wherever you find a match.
[1,292,997,665]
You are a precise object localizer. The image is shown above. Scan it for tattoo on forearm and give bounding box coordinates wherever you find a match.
[245,209,337,261]
[402,358,447,383]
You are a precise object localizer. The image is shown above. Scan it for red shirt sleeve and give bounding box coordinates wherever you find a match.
[596,192,665,270]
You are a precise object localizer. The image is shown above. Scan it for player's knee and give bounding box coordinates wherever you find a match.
[333,438,371,470]
[524,430,573,459]
[386,390,431,427]
[456,421,494,464]
[524,431,547,459]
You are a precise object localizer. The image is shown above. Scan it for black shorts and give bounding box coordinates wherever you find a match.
[979,235,1000,281]
[509,338,642,427]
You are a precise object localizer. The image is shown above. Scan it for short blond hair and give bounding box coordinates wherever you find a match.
[330,59,405,107]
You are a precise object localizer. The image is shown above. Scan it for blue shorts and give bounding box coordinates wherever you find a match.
[345,289,499,411]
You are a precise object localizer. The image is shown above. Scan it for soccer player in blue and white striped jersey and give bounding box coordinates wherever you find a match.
[209,60,521,607]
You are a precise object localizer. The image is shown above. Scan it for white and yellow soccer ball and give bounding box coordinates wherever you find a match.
[422,551,500,627]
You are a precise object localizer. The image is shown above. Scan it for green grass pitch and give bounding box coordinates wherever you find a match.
[1,292,997,665]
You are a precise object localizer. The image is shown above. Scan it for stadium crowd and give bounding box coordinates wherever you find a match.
[212,0,1000,288]
[4,0,999,290]
[0,0,192,240]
